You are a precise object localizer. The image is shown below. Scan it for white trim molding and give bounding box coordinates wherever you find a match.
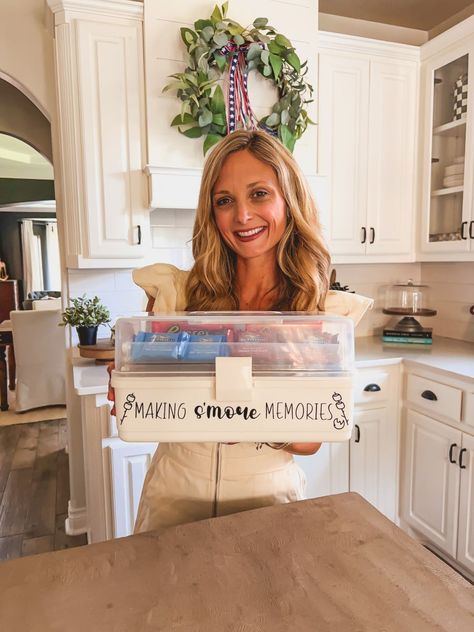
[47,0,143,25]
[318,31,420,62]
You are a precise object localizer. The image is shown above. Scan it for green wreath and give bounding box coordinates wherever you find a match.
[163,2,314,155]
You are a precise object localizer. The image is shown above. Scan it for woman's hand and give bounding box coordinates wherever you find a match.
[107,362,116,416]
[284,442,322,456]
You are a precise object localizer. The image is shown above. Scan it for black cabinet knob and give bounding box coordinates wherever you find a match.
[364,383,381,392]
[421,390,437,401]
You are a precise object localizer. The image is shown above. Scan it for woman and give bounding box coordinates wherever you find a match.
[113,130,373,534]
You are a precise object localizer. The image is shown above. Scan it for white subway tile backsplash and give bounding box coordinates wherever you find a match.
[151,226,193,249]
[150,208,176,227]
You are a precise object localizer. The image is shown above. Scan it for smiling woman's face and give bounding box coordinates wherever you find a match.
[212,149,287,261]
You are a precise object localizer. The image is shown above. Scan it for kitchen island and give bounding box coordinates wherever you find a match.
[0,492,472,632]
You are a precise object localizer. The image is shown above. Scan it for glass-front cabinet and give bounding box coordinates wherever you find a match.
[420,45,474,256]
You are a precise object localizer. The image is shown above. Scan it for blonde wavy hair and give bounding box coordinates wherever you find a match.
[185,129,331,311]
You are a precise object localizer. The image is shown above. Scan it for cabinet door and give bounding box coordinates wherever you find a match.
[350,406,398,521]
[318,53,369,255]
[294,441,349,499]
[457,433,474,573]
[419,46,474,255]
[401,410,461,557]
[108,441,158,538]
[366,61,417,256]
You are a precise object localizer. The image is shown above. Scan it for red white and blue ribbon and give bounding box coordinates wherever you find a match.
[219,42,264,133]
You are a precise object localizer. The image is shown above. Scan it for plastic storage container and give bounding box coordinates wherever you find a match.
[111,312,355,442]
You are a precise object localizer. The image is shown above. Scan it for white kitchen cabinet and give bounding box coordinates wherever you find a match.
[401,409,461,557]
[418,19,474,260]
[350,406,398,521]
[457,433,474,572]
[401,402,474,577]
[318,34,419,263]
[48,0,149,268]
[108,441,157,538]
[296,364,399,518]
[294,442,349,499]
[350,365,400,521]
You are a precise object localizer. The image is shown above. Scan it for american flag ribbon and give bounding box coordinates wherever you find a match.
[219,42,263,133]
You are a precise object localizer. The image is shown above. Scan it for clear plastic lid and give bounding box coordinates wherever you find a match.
[114,312,354,375]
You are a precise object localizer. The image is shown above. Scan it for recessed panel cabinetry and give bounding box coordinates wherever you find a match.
[400,370,474,578]
[318,34,419,263]
[419,22,474,259]
[47,1,149,268]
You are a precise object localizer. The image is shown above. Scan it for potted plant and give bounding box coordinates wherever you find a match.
[61,295,111,346]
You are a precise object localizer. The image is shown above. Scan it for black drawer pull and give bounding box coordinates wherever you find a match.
[459,448,467,470]
[364,383,381,392]
[421,390,437,401]
[449,443,457,464]
[369,227,375,244]
[354,424,360,443]
[470,220,474,240]
[461,221,468,239]
[361,227,366,244]
[137,224,142,245]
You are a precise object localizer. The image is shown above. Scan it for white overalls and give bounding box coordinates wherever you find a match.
[132,263,374,535]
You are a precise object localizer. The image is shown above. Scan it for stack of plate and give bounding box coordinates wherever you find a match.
[443,156,464,188]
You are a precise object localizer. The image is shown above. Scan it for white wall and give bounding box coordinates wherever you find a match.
[0,0,55,119]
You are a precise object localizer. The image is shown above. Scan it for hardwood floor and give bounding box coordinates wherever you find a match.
[0,419,87,561]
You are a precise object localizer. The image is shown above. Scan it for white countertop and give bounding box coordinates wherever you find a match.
[73,336,474,396]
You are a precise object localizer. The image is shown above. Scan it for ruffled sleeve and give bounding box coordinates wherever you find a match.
[132,263,189,313]
[322,290,374,327]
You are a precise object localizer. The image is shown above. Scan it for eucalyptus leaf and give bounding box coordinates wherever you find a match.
[281,109,290,125]
[253,17,268,28]
[247,42,262,61]
[180,27,197,47]
[279,124,296,152]
[266,112,280,127]
[211,4,223,23]
[181,126,203,138]
[201,25,214,42]
[268,40,284,55]
[262,64,272,77]
[212,112,226,125]
[203,133,222,155]
[287,52,301,72]
[195,19,213,31]
[213,31,229,47]
[247,59,258,72]
[210,84,225,113]
[171,112,195,127]
[233,34,245,45]
[269,53,282,80]
[275,33,292,48]
[261,50,269,65]
[198,108,213,127]
[214,52,227,71]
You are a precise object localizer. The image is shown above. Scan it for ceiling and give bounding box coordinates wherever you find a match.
[319,0,474,31]
[0,134,53,180]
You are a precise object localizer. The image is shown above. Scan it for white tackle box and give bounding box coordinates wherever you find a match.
[111,312,355,442]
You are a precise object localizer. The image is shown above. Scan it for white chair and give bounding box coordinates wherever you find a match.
[10,309,66,411]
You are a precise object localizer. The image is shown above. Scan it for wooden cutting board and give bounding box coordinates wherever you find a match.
[78,339,114,364]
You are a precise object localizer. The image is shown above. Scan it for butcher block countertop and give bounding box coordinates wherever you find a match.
[0,493,472,632]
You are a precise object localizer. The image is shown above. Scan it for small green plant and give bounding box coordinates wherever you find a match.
[61,295,111,328]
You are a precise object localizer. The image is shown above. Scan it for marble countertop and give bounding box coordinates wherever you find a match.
[73,336,474,396]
